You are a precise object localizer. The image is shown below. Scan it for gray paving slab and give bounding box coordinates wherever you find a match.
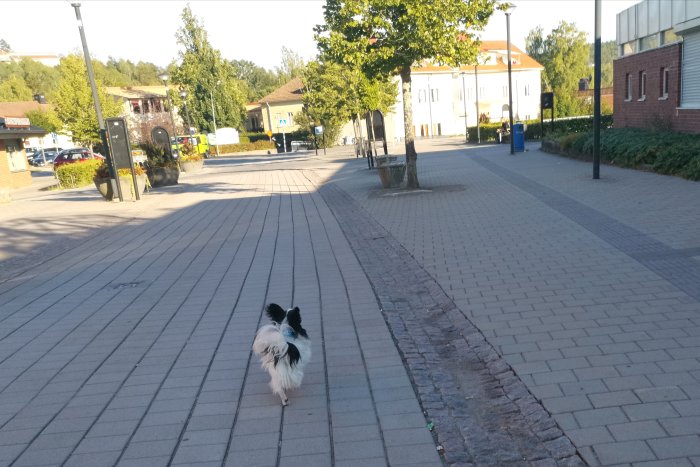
[0,164,440,466]
[325,138,700,466]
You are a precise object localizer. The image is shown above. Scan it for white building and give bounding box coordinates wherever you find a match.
[391,41,543,138]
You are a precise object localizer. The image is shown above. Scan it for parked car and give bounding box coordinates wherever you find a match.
[30,151,58,166]
[53,148,104,171]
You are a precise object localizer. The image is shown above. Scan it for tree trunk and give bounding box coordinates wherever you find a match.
[369,111,378,164]
[351,117,360,158]
[356,113,367,158]
[400,66,419,188]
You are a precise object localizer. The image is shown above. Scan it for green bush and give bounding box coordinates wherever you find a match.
[467,115,614,143]
[240,132,269,143]
[218,140,275,153]
[549,128,700,181]
[55,159,103,188]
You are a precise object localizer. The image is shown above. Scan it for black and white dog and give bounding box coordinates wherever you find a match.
[252,304,311,406]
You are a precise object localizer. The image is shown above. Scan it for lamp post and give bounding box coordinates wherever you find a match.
[475,64,481,144]
[158,72,178,143]
[460,72,468,144]
[179,90,192,136]
[506,6,515,155]
[71,2,123,201]
[210,81,220,157]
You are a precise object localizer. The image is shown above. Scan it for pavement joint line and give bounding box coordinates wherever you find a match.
[8,196,248,465]
[0,201,214,378]
[311,171,583,465]
[301,178,389,466]
[165,193,278,466]
[473,156,700,302]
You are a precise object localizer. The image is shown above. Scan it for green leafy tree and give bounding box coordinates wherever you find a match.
[299,61,349,149]
[26,109,62,133]
[229,59,281,101]
[526,21,590,117]
[0,75,33,101]
[51,54,122,147]
[589,40,616,88]
[0,38,10,52]
[171,6,247,132]
[316,0,498,188]
[276,47,305,83]
[18,58,60,96]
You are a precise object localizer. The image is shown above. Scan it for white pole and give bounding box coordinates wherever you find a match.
[210,88,219,157]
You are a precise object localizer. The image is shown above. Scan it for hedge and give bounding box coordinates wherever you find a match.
[466,115,614,143]
[545,128,700,181]
[55,159,103,188]
[218,140,275,153]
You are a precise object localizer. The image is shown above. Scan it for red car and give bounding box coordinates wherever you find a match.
[53,148,105,171]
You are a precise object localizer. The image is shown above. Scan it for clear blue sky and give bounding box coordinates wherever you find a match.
[2,0,637,70]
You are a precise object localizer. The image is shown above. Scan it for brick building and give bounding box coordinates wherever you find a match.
[614,0,700,133]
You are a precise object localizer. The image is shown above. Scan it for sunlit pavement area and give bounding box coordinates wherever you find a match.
[0,138,698,466]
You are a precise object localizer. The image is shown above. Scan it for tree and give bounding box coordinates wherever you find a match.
[316,0,498,188]
[589,40,616,88]
[171,6,247,133]
[276,47,305,82]
[526,21,590,117]
[298,61,349,150]
[0,39,10,52]
[0,75,33,101]
[229,59,281,101]
[26,109,62,133]
[51,55,122,147]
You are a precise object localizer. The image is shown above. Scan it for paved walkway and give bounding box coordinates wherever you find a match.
[326,139,700,466]
[1,140,698,466]
[0,164,444,466]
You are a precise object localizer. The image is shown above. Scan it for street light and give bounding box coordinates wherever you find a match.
[475,64,481,144]
[505,5,515,155]
[460,71,468,144]
[158,72,178,147]
[210,80,220,157]
[179,90,192,136]
[71,2,123,201]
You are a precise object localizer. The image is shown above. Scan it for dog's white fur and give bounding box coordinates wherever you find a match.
[252,304,311,405]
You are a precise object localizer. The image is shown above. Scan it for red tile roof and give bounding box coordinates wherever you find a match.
[412,40,543,73]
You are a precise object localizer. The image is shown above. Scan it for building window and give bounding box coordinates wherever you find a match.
[479,87,485,98]
[131,100,141,114]
[661,29,679,45]
[431,89,439,102]
[640,35,659,51]
[623,41,637,56]
[660,67,669,99]
[639,71,646,100]
[524,84,530,96]
[418,89,426,103]
[287,112,294,126]
[503,85,508,97]
[626,73,632,101]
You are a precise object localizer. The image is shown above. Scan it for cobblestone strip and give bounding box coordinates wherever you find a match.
[473,156,700,302]
[312,174,584,466]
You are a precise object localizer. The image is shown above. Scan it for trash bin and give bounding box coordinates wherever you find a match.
[513,122,525,152]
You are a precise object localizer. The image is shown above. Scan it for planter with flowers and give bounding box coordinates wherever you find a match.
[178,142,204,173]
[141,141,179,187]
[94,163,148,201]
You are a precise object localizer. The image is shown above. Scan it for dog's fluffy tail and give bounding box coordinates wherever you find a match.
[253,325,307,392]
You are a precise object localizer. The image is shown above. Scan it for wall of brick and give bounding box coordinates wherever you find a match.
[614,43,700,133]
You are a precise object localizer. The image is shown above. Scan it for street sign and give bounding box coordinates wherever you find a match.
[278,119,287,127]
[51,132,58,143]
[314,126,323,135]
[266,130,273,138]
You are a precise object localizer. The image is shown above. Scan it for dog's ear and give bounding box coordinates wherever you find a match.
[266,303,286,323]
[286,307,307,338]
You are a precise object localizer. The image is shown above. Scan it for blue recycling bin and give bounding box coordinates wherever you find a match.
[513,122,525,152]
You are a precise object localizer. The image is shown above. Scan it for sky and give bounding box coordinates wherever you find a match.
[2,0,639,71]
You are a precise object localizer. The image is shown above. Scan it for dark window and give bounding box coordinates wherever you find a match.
[661,67,669,98]
[639,71,646,99]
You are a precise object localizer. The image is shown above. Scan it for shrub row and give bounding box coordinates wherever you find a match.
[466,115,613,143]
[546,128,700,181]
[218,140,275,154]
[239,132,271,144]
[55,159,103,188]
